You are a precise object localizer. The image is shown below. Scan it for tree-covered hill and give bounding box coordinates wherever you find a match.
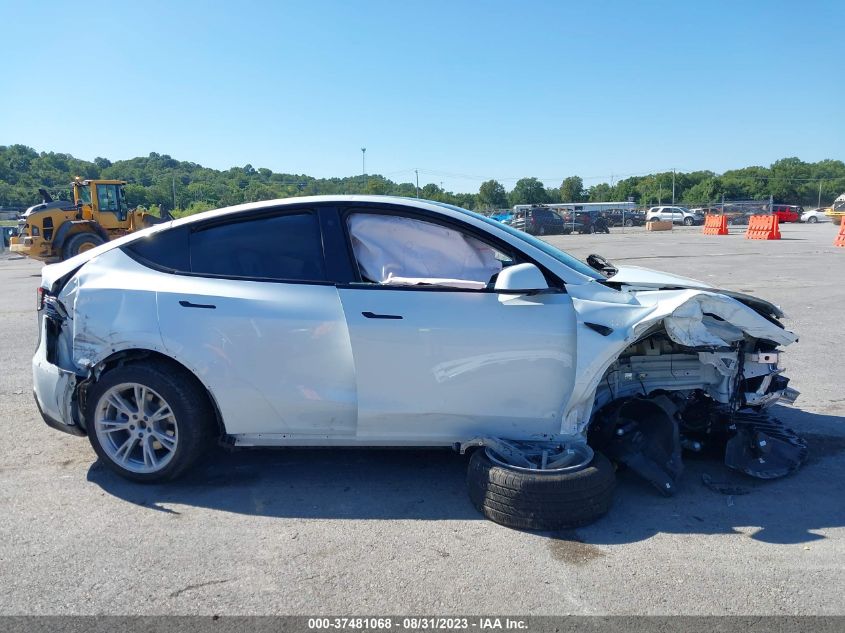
[1,144,843,215]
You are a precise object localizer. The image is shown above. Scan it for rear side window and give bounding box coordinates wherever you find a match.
[189,212,326,282]
[124,226,190,272]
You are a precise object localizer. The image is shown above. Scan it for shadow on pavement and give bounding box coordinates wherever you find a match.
[88,446,481,521]
[88,407,845,544]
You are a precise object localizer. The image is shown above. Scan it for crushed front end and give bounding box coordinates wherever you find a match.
[570,286,805,494]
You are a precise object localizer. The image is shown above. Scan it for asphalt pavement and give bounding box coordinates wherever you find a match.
[0,222,843,615]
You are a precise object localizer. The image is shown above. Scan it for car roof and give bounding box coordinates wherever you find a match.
[167,195,460,228]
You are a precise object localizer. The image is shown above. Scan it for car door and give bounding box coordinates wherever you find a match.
[335,208,578,443]
[155,207,357,440]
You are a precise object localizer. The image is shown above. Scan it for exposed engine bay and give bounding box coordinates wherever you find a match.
[587,325,805,495]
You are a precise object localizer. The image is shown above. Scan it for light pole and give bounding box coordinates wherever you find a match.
[361,148,366,189]
[672,169,676,205]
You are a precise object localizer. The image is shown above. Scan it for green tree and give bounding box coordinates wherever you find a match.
[509,177,547,206]
[587,182,612,202]
[477,179,508,209]
[559,176,584,202]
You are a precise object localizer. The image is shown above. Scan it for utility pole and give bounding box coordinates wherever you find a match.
[361,148,366,189]
[818,179,823,208]
[171,176,176,212]
[415,169,420,198]
[672,169,676,204]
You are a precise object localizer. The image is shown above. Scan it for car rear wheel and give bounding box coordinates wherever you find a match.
[467,447,616,530]
[86,361,216,483]
[63,232,105,260]
[624,218,633,227]
[807,216,817,224]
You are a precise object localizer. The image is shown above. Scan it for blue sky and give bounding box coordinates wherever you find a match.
[1,0,842,192]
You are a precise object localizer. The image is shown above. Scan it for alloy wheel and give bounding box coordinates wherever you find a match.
[93,382,179,474]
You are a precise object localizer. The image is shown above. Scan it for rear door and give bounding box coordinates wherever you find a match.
[154,207,357,439]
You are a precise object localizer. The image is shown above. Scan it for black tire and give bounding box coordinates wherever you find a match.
[624,218,633,227]
[467,449,615,530]
[807,216,817,224]
[63,232,105,259]
[85,361,216,483]
[683,217,694,226]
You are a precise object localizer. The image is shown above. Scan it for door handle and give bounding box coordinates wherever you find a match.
[179,300,216,309]
[362,311,403,320]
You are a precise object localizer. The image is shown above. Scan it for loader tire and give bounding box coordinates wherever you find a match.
[467,449,615,530]
[63,232,105,259]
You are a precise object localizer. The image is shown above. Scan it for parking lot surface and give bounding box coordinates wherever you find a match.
[1,222,843,615]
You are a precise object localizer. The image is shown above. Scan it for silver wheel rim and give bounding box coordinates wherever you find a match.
[94,382,178,474]
[485,442,593,473]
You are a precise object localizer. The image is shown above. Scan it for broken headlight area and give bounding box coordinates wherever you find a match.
[588,334,806,495]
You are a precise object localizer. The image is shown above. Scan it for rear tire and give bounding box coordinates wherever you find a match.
[86,361,216,483]
[63,232,105,259]
[807,216,817,224]
[467,449,616,530]
[683,217,694,226]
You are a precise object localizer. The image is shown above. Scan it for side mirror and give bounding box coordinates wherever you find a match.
[494,263,550,294]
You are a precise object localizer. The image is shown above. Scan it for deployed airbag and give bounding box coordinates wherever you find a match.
[348,214,502,288]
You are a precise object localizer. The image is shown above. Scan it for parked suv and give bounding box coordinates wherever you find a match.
[510,206,565,235]
[560,211,610,234]
[771,205,802,223]
[603,208,645,227]
[646,206,704,226]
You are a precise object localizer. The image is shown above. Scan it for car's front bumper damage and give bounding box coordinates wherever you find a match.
[567,285,806,494]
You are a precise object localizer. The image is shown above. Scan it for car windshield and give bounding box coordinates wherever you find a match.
[430,202,604,280]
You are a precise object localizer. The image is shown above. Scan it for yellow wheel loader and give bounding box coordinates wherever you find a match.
[824,194,845,225]
[10,179,170,262]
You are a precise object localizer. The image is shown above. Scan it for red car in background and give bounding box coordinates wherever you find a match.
[772,205,802,223]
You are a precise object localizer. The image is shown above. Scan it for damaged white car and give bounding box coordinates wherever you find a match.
[32,196,805,529]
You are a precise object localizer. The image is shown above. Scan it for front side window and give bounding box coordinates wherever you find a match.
[75,184,92,205]
[97,184,120,212]
[428,201,605,281]
[190,212,326,282]
[347,213,509,290]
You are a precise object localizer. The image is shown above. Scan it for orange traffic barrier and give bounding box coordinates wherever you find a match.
[702,214,728,236]
[835,217,845,248]
[745,215,781,240]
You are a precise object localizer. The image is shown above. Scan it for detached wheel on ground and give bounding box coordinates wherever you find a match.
[85,361,216,483]
[63,232,105,259]
[467,447,615,530]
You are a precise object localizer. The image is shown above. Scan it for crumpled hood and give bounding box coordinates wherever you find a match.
[608,265,713,289]
[607,265,785,319]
